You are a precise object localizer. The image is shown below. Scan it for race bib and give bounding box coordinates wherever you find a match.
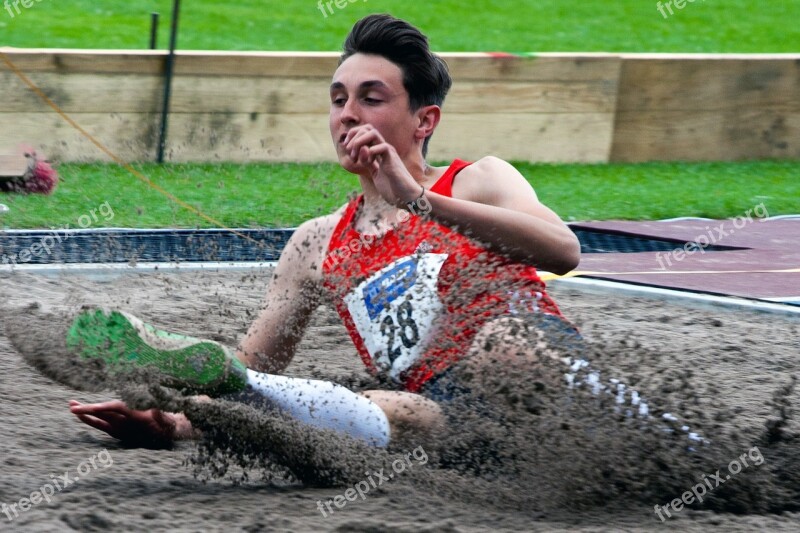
[344,253,448,381]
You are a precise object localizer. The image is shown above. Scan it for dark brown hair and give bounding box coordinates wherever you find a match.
[340,14,452,156]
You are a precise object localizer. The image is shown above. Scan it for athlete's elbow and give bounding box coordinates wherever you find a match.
[545,258,577,276]
[547,237,581,275]
[550,254,580,276]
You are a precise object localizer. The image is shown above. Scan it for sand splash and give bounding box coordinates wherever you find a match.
[4,301,799,520]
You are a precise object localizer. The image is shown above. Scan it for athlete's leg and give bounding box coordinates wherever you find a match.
[67,308,392,446]
[462,313,646,412]
[361,390,445,439]
[461,313,706,444]
[243,371,391,446]
[459,314,570,392]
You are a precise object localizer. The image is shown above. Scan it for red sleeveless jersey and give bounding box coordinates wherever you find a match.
[322,159,565,393]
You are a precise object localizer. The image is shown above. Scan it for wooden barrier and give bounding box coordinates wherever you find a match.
[1,49,798,163]
[611,54,800,162]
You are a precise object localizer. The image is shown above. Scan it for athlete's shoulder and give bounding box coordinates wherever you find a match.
[451,156,534,204]
[278,207,347,282]
[460,156,525,181]
[294,209,343,239]
[292,208,346,250]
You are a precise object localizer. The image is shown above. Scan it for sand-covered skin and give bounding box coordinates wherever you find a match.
[1,268,800,532]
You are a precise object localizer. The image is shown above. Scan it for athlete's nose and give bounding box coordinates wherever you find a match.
[340,98,360,126]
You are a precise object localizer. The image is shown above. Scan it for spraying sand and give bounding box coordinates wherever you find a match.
[1,268,799,531]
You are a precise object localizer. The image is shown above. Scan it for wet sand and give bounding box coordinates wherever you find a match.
[1,268,799,532]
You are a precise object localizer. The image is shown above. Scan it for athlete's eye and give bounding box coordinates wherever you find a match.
[362,94,383,105]
[331,96,346,106]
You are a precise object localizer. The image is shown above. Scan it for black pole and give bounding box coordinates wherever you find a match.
[149,12,159,49]
[156,0,180,163]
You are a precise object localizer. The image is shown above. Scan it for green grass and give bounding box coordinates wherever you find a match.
[1,0,799,53]
[2,161,797,229]
[2,1,798,230]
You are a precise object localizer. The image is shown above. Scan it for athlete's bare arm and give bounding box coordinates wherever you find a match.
[344,123,580,274]
[236,213,340,373]
[428,156,580,274]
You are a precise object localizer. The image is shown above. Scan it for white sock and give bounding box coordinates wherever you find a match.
[244,370,391,447]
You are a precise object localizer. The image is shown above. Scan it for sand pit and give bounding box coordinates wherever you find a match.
[1,268,799,531]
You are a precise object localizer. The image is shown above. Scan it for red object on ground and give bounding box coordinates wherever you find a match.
[23,159,58,194]
[0,147,59,195]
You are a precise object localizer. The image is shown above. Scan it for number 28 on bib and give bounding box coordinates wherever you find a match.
[344,253,448,381]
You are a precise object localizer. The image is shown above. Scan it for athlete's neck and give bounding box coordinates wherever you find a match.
[355,159,438,233]
[358,158,443,208]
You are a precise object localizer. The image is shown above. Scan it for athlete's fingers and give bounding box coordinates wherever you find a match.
[89,410,129,424]
[342,125,364,146]
[350,134,375,160]
[344,124,382,148]
[345,126,371,149]
[356,144,378,167]
[347,127,384,159]
[366,142,392,161]
[73,407,130,428]
[74,412,116,435]
[70,402,135,425]
[69,399,132,415]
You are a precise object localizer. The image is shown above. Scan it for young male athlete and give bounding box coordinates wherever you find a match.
[68,14,582,448]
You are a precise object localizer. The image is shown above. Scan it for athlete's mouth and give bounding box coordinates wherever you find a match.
[339,133,347,145]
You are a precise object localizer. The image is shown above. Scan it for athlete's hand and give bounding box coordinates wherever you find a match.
[69,399,181,448]
[343,125,423,208]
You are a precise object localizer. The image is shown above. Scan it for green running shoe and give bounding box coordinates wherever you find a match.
[66,308,248,396]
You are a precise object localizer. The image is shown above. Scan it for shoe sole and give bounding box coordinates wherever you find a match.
[66,308,247,395]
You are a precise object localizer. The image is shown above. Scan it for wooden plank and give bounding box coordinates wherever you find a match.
[0,72,164,113]
[0,49,167,75]
[446,80,617,113]
[174,52,339,78]
[173,52,623,83]
[8,51,800,163]
[433,113,615,163]
[166,112,614,163]
[0,112,163,162]
[0,72,616,114]
[1,49,622,82]
[0,112,332,162]
[0,50,341,77]
[446,53,621,82]
[616,57,800,112]
[162,112,614,163]
[0,154,28,178]
[176,53,622,82]
[610,110,800,162]
[0,112,614,163]
[617,53,800,60]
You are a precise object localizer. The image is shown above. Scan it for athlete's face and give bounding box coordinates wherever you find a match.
[329,53,420,173]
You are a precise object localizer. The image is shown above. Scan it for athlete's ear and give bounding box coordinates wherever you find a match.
[414,105,441,142]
